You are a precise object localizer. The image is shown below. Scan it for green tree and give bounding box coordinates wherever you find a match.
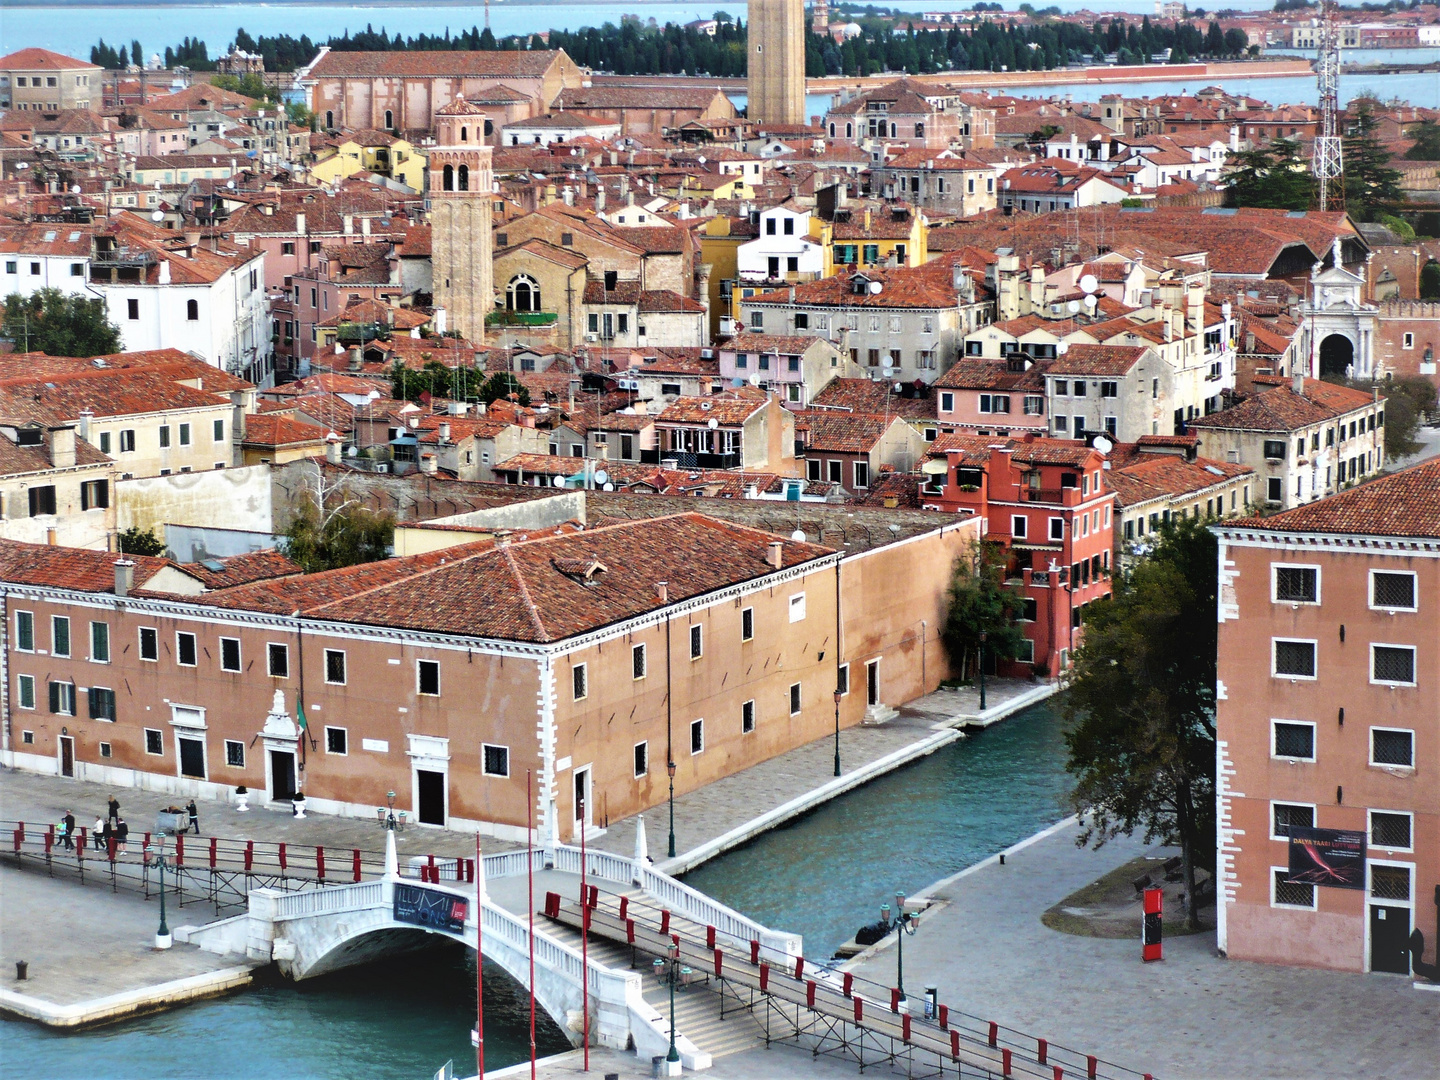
[2,289,122,357]
[1343,104,1404,220]
[282,489,394,573]
[209,73,272,101]
[1403,118,1440,161]
[1222,137,1313,210]
[1420,259,1440,300]
[941,540,1027,681]
[118,526,166,557]
[1063,517,1217,931]
[1320,373,1436,458]
[479,371,531,407]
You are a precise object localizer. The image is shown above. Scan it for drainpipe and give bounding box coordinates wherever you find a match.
[664,610,675,859]
[294,610,310,784]
[1,589,10,762]
[834,560,843,777]
[538,653,558,856]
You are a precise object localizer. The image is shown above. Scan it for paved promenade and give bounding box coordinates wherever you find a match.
[848,821,1440,1080]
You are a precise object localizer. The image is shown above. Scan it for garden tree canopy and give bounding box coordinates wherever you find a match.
[1403,118,1440,161]
[388,360,531,407]
[2,289,123,358]
[1062,516,1217,931]
[282,498,394,572]
[941,540,1027,681]
[1320,373,1436,458]
[1420,259,1440,300]
[118,527,166,557]
[1343,104,1404,221]
[1222,138,1313,210]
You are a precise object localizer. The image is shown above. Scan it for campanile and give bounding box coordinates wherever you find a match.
[429,97,494,343]
[747,0,807,127]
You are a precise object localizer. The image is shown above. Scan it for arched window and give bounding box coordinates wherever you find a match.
[443,163,454,191]
[457,164,469,191]
[384,109,393,129]
[828,122,836,137]
[506,274,541,312]
[460,126,468,142]
[484,119,493,137]
[325,111,334,129]
[186,299,198,321]
[890,122,897,138]
[845,122,853,139]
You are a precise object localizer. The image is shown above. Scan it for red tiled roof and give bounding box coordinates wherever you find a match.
[1189,379,1377,433]
[1223,460,1440,540]
[0,48,97,71]
[1105,454,1251,509]
[241,414,329,449]
[311,50,565,79]
[180,550,302,589]
[0,540,171,593]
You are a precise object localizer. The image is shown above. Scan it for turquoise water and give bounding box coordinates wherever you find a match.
[682,699,1074,960]
[0,948,570,1080]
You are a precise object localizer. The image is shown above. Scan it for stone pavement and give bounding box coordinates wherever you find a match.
[849,821,1440,1080]
[589,678,1049,869]
[480,1043,891,1080]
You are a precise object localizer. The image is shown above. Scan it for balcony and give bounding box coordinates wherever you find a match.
[1024,488,1069,504]
[486,310,559,327]
[641,449,742,470]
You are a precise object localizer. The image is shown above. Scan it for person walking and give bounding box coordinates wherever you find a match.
[114,817,129,855]
[107,795,120,826]
[60,810,76,850]
[93,816,106,854]
[186,799,200,836]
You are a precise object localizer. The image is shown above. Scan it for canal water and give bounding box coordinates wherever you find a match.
[0,699,1071,1079]
[683,698,1074,959]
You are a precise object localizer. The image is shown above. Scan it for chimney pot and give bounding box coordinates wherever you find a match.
[766,540,783,569]
[114,559,135,597]
[656,581,668,604]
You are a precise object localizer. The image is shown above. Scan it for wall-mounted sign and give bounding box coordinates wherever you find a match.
[1288,827,1367,890]
[394,883,469,934]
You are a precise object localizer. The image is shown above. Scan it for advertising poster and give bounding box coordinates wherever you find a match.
[394,883,470,934]
[1287,827,1367,889]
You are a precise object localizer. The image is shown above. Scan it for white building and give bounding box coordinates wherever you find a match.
[736,205,826,284]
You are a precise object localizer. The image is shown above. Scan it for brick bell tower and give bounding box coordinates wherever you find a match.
[747,0,807,127]
[429,98,494,343]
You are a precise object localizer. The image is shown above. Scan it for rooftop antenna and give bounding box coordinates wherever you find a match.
[485,0,491,32]
[1313,0,1344,212]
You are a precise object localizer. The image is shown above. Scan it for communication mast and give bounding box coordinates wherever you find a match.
[1313,0,1344,211]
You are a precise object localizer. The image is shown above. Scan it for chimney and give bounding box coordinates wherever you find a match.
[343,214,354,235]
[230,389,247,442]
[325,435,342,464]
[349,346,363,371]
[766,540,783,569]
[47,425,76,469]
[361,216,371,237]
[419,452,438,475]
[438,421,451,442]
[182,226,201,252]
[77,409,93,443]
[863,207,872,231]
[113,559,135,598]
[656,581,668,604]
[434,307,447,336]
[1292,372,1305,396]
[295,211,306,236]
[158,258,171,285]
[596,186,606,212]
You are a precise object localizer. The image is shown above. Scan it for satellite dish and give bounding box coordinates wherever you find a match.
[1057,341,1070,355]
[71,184,81,194]
[594,469,609,485]
[868,281,883,294]
[346,445,358,457]
[1067,300,1080,314]
[707,417,719,430]
[791,529,806,542]
[697,155,706,165]
[1092,435,1113,455]
[151,210,165,222]
[552,475,566,487]
[1083,294,1098,311]
[602,482,614,491]
[1079,274,1099,295]
[893,382,903,392]
[748,372,762,386]
[227,180,236,189]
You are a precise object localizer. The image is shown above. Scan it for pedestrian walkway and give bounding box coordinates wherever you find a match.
[590,678,1052,871]
[847,821,1440,1080]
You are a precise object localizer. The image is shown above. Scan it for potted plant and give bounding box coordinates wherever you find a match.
[235,786,249,813]
[292,791,307,819]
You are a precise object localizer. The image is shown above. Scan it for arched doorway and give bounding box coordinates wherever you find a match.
[1319,333,1354,380]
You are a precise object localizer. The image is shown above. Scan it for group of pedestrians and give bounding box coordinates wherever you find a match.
[55,795,200,856]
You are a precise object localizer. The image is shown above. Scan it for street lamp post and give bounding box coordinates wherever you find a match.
[666,759,677,860]
[148,840,172,949]
[833,690,843,778]
[666,940,680,1069]
[978,630,988,712]
[881,890,918,1004]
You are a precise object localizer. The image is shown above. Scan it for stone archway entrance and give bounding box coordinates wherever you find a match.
[1319,334,1355,379]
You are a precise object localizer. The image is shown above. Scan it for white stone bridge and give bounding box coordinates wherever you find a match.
[178,830,801,1071]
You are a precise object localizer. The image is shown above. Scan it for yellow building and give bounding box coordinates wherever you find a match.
[309,129,427,192]
[831,204,928,271]
[239,414,327,466]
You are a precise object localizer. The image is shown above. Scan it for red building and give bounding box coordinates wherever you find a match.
[919,433,1113,675]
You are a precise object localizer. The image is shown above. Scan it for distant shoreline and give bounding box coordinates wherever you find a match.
[2,0,696,7]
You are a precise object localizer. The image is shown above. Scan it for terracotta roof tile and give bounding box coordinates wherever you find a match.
[1224,460,1440,540]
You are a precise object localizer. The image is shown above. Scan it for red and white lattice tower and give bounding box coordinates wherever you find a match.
[1313,0,1344,211]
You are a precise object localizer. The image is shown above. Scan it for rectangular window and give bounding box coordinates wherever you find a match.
[417,659,440,695]
[689,623,703,660]
[90,621,110,663]
[80,479,109,511]
[789,594,806,622]
[99,431,112,454]
[127,298,139,320]
[482,744,509,777]
[632,643,647,680]
[316,726,345,756]
[1370,810,1412,850]
[17,674,36,710]
[145,728,164,756]
[88,686,116,721]
[52,616,70,657]
[324,649,346,685]
[1370,571,1416,611]
[742,699,755,733]
[28,486,56,517]
[1011,515,1027,539]
[48,680,75,715]
[572,663,588,701]
[178,422,191,446]
[266,642,288,678]
[1272,868,1316,910]
[789,682,802,715]
[15,611,34,652]
[171,631,195,667]
[120,429,135,453]
[854,462,870,488]
[213,419,225,441]
[139,627,158,661]
[1370,728,1414,768]
[159,425,171,448]
[1273,566,1319,604]
[837,664,850,697]
[1371,645,1416,686]
[1273,639,1316,679]
[1263,440,1286,460]
[226,740,245,767]
[216,637,240,672]
[741,607,754,642]
[690,718,704,755]
[1049,517,1064,541]
[1272,720,1315,760]
[1370,864,1411,902]
[1271,802,1314,839]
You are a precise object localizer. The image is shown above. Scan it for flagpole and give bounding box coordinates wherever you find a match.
[528,769,537,1080]
[483,835,489,1077]
[580,792,589,1072]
